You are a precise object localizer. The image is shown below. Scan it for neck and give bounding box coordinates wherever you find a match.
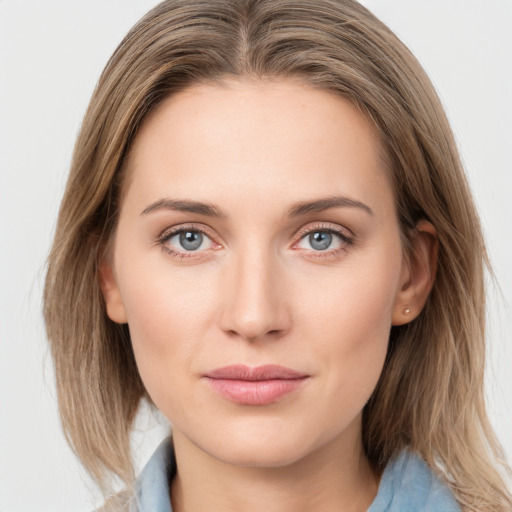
[170,418,379,512]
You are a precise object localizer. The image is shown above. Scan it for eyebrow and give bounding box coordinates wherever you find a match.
[140,195,373,218]
[287,196,373,217]
[140,199,226,217]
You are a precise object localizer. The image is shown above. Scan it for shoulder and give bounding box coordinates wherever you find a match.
[368,450,461,512]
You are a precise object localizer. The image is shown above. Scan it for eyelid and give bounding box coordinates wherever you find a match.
[290,222,356,258]
[156,223,222,258]
[157,222,217,242]
[292,222,355,244]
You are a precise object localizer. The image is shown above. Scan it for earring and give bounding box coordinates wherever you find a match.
[403,307,411,315]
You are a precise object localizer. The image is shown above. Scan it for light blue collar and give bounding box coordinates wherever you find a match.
[132,438,460,512]
[131,438,175,512]
[367,449,460,511]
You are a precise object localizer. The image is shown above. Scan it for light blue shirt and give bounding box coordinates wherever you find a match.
[128,438,460,511]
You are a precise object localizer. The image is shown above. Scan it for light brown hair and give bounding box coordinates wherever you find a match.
[44,0,512,509]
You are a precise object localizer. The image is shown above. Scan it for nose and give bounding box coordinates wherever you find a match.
[219,247,291,343]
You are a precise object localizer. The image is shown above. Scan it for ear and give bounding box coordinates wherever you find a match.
[392,219,438,326]
[98,257,128,324]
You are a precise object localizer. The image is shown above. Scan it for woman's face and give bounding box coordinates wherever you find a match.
[102,79,414,467]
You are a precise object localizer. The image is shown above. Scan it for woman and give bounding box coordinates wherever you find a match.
[43,0,512,510]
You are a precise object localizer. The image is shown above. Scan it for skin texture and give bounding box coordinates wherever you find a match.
[100,79,437,512]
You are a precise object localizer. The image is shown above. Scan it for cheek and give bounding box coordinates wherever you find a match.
[294,243,402,413]
[114,253,218,409]
[297,240,402,346]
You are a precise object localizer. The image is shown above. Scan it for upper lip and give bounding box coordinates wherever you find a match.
[204,364,308,381]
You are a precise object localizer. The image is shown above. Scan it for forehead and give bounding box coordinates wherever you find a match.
[122,78,393,217]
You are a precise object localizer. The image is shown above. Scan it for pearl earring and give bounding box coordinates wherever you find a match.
[403,307,411,315]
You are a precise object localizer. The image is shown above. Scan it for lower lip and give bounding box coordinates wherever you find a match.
[204,377,307,405]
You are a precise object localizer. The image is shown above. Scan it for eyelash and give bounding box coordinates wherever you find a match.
[293,223,355,258]
[156,223,218,260]
[156,222,355,260]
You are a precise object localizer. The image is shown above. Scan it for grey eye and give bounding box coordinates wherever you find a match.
[308,231,333,251]
[179,231,203,251]
[162,228,214,255]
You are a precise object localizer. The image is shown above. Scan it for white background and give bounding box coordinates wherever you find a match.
[0,1,511,511]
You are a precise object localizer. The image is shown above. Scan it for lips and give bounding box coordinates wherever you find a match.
[203,364,309,405]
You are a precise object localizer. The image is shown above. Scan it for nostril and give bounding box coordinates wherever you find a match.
[224,327,283,343]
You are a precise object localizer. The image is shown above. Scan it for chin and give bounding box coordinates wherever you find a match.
[211,441,311,469]
[198,421,336,469]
